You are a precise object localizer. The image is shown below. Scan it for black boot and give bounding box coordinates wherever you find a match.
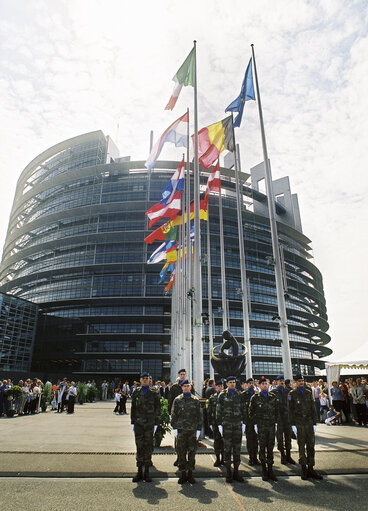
[249,456,255,466]
[226,466,233,483]
[301,465,308,480]
[187,469,196,484]
[233,466,244,483]
[308,465,323,480]
[178,470,187,484]
[173,457,179,467]
[132,464,143,482]
[280,450,287,465]
[261,463,268,481]
[143,464,152,482]
[268,464,278,481]
[213,455,221,467]
[286,450,296,465]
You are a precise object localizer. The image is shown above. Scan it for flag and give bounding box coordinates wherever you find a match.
[195,116,234,169]
[205,160,221,197]
[159,262,175,284]
[145,112,189,171]
[146,190,182,228]
[144,220,179,244]
[160,158,185,205]
[165,243,178,263]
[164,270,176,293]
[225,58,255,128]
[147,240,176,264]
[165,48,195,110]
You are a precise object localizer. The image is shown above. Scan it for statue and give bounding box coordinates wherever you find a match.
[211,330,247,379]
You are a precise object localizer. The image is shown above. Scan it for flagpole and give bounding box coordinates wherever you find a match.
[185,113,192,379]
[192,40,204,390]
[251,44,293,380]
[206,201,214,379]
[218,168,228,331]
[234,141,252,378]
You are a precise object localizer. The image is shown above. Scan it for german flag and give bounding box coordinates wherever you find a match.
[195,116,234,168]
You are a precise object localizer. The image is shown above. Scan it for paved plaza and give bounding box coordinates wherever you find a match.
[1,400,367,510]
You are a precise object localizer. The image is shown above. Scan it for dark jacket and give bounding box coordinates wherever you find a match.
[171,394,202,430]
[288,386,317,425]
[216,388,246,426]
[131,387,161,426]
[249,391,279,426]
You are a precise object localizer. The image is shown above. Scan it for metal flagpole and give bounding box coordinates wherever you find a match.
[218,169,228,331]
[234,141,252,378]
[250,44,293,380]
[206,202,214,379]
[192,40,204,391]
[185,115,192,379]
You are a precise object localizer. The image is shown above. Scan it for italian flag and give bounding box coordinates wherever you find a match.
[165,48,195,111]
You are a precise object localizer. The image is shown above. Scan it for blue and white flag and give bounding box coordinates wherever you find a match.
[225,58,255,128]
[147,240,176,264]
[161,158,185,205]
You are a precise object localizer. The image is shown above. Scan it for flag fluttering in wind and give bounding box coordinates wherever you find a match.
[146,191,182,228]
[145,112,188,171]
[159,262,175,284]
[165,243,178,263]
[165,48,195,110]
[205,160,221,197]
[195,116,234,168]
[164,270,176,293]
[225,58,255,128]
[144,220,179,244]
[160,158,185,205]
[147,240,176,264]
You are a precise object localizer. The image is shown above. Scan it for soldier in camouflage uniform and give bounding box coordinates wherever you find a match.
[207,380,224,466]
[288,374,323,480]
[171,379,202,484]
[271,375,296,465]
[249,376,279,481]
[131,372,161,482]
[216,376,246,483]
[241,378,260,466]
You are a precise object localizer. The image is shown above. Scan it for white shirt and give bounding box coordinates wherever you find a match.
[67,386,77,398]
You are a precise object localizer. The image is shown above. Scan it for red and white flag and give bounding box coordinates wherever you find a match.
[146,191,181,228]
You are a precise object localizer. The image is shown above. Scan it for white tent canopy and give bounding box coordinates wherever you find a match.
[325,360,368,393]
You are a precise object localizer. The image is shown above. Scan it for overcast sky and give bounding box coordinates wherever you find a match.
[0,0,367,360]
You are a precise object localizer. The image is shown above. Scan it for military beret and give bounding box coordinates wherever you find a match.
[180,379,190,386]
[276,375,284,381]
[294,373,304,381]
[226,376,236,382]
[215,379,223,386]
[178,368,186,374]
[140,371,150,378]
[259,376,267,383]
[246,378,254,384]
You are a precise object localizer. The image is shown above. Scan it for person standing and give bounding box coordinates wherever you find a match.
[121,381,130,414]
[113,387,121,414]
[216,376,246,483]
[249,376,279,481]
[207,380,224,466]
[131,372,160,483]
[101,380,108,401]
[288,373,323,480]
[351,381,367,426]
[271,375,296,465]
[241,378,260,466]
[168,368,190,467]
[66,382,78,414]
[171,380,202,484]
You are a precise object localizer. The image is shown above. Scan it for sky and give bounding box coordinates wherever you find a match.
[0,0,367,361]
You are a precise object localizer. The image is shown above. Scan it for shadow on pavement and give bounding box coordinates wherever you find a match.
[132,481,168,505]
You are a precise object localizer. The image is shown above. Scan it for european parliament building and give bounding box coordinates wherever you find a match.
[0,131,331,381]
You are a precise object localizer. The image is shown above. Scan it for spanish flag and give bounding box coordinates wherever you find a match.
[195,116,234,168]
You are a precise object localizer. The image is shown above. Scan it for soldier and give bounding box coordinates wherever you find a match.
[207,380,224,466]
[171,379,202,484]
[131,371,161,482]
[288,373,323,480]
[168,368,191,467]
[249,376,279,481]
[242,377,260,466]
[216,376,246,483]
[271,375,296,465]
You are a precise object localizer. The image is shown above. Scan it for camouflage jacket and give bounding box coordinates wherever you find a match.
[207,392,221,426]
[216,388,246,426]
[249,391,279,426]
[168,381,194,413]
[270,386,291,421]
[131,387,161,426]
[288,386,317,425]
[171,394,202,431]
[241,388,256,422]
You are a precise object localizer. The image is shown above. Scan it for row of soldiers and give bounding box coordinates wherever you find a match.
[130,369,323,484]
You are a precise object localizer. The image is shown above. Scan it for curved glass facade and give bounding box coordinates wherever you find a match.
[0,131,331,380]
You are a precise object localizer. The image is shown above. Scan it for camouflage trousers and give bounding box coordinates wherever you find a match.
[134,423,154,466]
[177,429,198,471]
[223,423,242,468]
[213,426,224,457]
[295,422,315,466]
[257,424,276,465]
[276,419,292,452]
[246,423,258,458]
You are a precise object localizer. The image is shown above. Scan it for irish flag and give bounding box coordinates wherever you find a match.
[165,48,195,111]
[195,116,234,168]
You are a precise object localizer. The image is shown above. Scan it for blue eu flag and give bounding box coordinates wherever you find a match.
[225,58,255,128]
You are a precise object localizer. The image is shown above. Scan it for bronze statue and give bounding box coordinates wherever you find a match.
[211,330,247,378]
